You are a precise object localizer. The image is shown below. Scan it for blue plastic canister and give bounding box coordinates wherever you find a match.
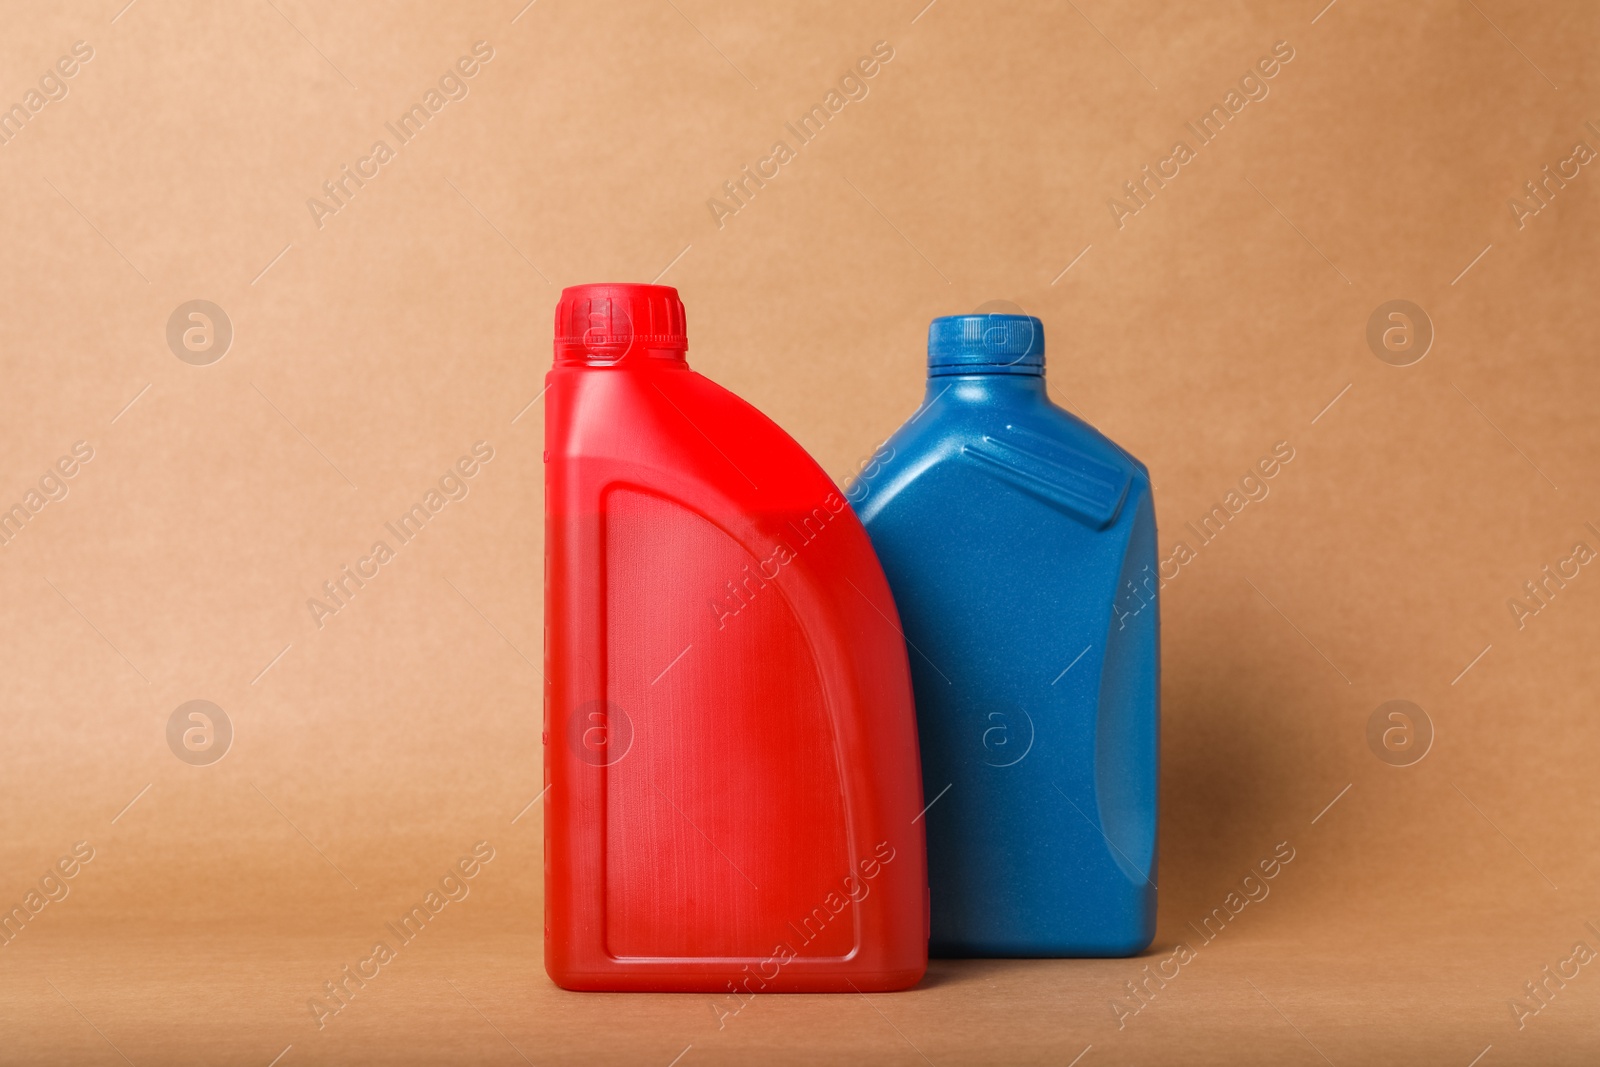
[853,313,1159,957]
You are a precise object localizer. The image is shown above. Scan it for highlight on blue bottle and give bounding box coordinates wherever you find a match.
[852,310,1159,957]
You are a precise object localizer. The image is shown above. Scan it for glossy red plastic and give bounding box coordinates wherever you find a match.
[542,284,929,993]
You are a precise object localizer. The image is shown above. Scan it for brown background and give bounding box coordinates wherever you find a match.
[1,0,1597,1063]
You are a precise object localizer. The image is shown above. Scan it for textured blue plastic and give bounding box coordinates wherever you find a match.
[853,313,1159,958]
[927,314,1044,376]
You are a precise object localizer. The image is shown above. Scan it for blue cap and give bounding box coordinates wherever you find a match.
[927,314,1044,376]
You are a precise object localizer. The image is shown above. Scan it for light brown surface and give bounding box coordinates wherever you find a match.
[1,0,1598,1063]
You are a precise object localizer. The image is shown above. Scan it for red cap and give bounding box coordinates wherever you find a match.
[553,283,687,365]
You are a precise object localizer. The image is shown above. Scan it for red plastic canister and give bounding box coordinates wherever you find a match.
[543,283,928,992]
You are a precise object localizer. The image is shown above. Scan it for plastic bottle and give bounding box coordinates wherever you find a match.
[852,313,1158,957]
[543,283,929,992]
